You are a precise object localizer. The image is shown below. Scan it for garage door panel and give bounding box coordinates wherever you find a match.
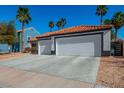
[56,34,101,56]
[57,42,95,56]
[39,40,51,55]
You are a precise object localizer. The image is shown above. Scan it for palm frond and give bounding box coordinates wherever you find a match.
[16,7,32,24]
[96,5,108,16]
[24,20,29,24]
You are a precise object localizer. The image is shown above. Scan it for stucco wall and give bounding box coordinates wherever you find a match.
[103,30,111,51]
[51,37,55,51]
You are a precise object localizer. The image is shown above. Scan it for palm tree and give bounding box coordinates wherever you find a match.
[96,5,108,25]
[16,7,32,52]
[104,19,112,25]
[61,18,66,29]
[56,21,62,30]
[112,11,124,40]
[48,21,54,32]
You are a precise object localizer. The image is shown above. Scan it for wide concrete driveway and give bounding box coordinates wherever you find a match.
[0,55,100,87]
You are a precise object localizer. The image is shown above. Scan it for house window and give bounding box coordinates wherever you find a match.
[27,36,31,41]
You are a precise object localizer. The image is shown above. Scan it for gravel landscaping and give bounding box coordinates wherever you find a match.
[96,56,124,88]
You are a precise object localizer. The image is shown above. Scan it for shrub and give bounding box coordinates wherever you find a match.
[23,47,31,53]
[31,47,37,54]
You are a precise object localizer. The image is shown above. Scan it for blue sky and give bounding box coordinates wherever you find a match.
[0,5,124,40]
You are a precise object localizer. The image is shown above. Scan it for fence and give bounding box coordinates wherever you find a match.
[123,42,124,56]
[111,42,123,56]
[0,44,9,54]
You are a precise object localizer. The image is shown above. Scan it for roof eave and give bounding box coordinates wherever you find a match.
[36,27,112,39]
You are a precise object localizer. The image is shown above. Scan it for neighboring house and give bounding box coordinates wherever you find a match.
[36,25,112,57]
[16,27,40,52]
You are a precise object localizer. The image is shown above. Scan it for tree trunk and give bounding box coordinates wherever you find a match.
[115,29,118,41]
[21,21,24,52]
[62,25,64,29]
[50,28,52,32]
[100,15,103,25]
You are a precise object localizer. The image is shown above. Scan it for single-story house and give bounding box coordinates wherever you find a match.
[36,25,112,57]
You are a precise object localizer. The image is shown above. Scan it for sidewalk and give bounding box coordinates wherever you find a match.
[0,53,29,61]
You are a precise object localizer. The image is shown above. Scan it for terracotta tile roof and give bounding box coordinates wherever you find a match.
[29,37,38,42]
[36,25,112,38]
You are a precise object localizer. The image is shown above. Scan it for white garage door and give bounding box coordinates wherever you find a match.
[56,34,102,56]
[38,40,51,55]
